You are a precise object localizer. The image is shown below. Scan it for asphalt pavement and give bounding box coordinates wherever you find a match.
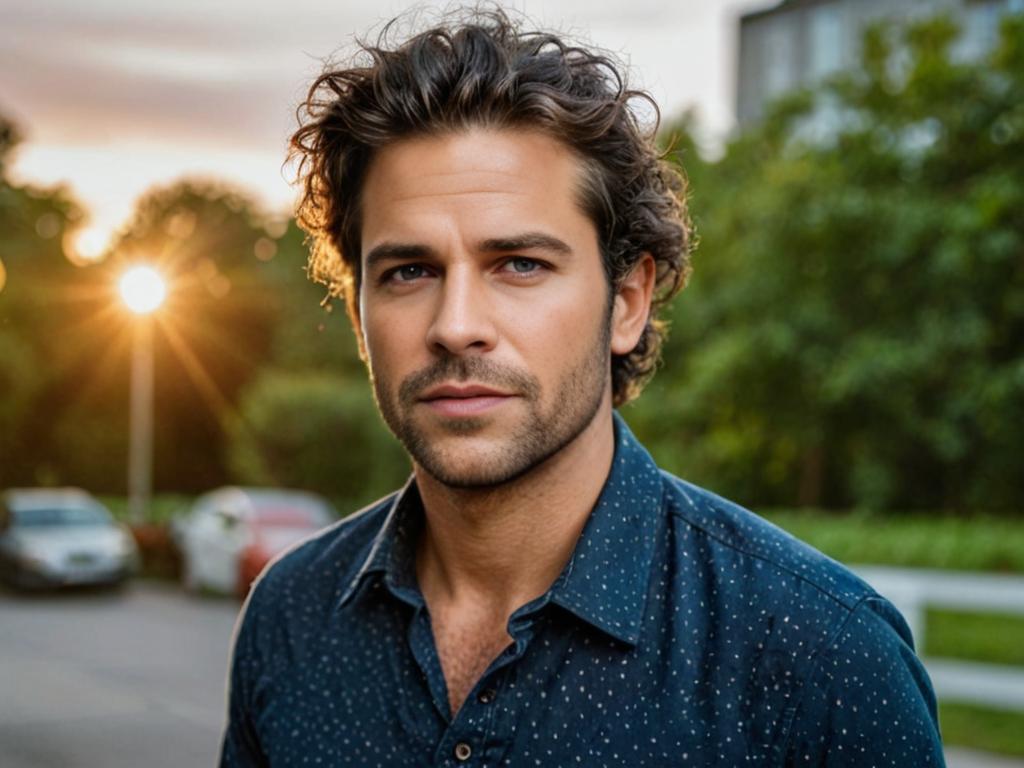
[0,581,239,768]
[0,580,1020,767]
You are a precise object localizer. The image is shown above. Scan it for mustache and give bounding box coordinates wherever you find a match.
[398,357,540,406]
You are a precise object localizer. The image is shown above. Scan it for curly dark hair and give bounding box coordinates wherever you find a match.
[290,8,692,406]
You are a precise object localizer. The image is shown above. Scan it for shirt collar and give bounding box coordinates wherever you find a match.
[338,476,423,608]
[546,412,664,646]
[339,413,665,646]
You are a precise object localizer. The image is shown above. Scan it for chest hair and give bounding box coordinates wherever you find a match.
[430,610,512,716]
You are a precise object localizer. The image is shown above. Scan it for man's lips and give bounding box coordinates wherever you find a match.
[420,384,511,400]
[418,384,515,416]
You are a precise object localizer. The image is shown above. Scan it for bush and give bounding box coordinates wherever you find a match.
[227,370,409,511]
[128,522,181,580]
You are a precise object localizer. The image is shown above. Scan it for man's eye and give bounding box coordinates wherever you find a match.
[390,264,427,282]
[505,258,541,274]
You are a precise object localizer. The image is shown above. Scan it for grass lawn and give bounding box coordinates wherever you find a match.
[940,702,1024,757]
[925,609,1024,667]
[926,610,1024,756]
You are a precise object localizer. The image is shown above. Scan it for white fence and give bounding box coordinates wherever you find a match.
[854,566,1024,711]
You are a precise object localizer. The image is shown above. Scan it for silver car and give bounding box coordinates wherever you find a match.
[0,488,139,589]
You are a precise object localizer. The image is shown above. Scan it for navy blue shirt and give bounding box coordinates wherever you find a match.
[221,415,944,766]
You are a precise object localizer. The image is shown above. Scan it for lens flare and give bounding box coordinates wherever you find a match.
[119,266,167,314]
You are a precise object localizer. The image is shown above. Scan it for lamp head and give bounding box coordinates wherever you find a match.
[119,266,166,315]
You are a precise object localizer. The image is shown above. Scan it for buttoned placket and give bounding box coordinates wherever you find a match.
[422,603,545,766]
[368,488,527,767]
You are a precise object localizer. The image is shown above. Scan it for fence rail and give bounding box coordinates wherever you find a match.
[854,566,1024,712]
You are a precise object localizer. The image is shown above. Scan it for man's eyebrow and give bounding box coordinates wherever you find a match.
[364,243,436,270]
[478,233,573,255]
[364,233,572,269]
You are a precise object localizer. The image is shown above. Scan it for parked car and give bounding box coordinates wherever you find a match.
[174,487,337,597]
[0,488,139,589]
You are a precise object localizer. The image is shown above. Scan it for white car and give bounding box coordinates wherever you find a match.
[174,487,337,597]
[0,488,139,589]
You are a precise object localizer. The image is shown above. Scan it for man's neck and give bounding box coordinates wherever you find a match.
[413,403,617,619]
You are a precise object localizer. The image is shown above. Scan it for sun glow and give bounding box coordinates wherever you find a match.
[65,225,111,266]
[119,266,167,314]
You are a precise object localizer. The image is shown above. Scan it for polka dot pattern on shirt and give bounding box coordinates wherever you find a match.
[221,413,944,767]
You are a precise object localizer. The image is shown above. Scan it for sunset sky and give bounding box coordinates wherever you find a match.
[1,0,765,259]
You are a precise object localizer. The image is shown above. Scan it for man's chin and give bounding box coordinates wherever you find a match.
[417,461,549,491]
[423,414,492,435]
[399,430,527,488]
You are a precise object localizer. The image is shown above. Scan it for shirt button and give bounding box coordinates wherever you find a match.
[453,742,472,761]
[477,688,496,704]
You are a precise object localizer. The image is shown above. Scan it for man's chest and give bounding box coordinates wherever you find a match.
[252,609,794,767]
[431,612,512,717]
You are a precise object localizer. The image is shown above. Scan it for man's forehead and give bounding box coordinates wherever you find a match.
[363,128,583,200]
[359,127,596,251]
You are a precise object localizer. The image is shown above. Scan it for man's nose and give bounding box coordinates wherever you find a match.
[425,266,497,355]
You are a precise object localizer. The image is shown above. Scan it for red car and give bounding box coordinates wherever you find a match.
[175,487,337,596]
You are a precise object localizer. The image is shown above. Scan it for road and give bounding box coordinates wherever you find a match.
[0,581,239,768]
[0,580,1020,767]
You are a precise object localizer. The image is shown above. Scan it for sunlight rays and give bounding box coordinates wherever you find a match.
[157,317,238,430]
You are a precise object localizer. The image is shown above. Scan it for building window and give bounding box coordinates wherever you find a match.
[809,2,846,80]
[763,16,798,97]
[960,0,1007,60]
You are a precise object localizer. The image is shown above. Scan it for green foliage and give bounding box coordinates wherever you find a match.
[258,220,365,376]
[227,370,409,511]
[0,329,37,440]
[99,494,193,525]
[0,116,82,273]
[16,180,288,492]
[635,15,1024,511]
[0,115,88,487]
[762,509,1024,573]
[0,113,371,496]
[764,506,1024,757]
[5,14,1024,516]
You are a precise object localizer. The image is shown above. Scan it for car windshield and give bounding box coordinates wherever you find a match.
[13,506,113,527]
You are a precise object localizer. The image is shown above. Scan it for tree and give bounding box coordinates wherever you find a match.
[227,370,408,508]
[0,113,86,486]
[629,15,1024,512]
[66,180,289,492]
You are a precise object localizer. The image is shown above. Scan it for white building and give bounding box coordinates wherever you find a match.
[736,0,1024,126]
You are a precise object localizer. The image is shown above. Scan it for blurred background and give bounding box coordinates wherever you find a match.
[1,0,1022,766]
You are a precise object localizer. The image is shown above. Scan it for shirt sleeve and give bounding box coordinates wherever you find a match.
[783,596,946,767]
[219,587,270,768]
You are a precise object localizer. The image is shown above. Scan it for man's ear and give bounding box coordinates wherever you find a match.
[610,253,656,356]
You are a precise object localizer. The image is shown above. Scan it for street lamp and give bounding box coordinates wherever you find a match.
[118,266,166,524]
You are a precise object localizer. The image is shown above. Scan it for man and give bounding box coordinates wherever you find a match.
[222,10,944,766]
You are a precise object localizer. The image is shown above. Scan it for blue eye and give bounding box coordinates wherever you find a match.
[508,258,539,274]
[393,264,425,281]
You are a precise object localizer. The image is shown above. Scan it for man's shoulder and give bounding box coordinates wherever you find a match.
[250,491,398,603]
[657,471,877,611]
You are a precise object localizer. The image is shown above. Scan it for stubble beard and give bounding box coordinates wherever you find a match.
[372,320,612,490]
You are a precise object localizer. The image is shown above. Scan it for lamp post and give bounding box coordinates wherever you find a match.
[118,265,166,524]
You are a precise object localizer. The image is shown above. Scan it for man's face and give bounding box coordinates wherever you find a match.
[358,128,614,488]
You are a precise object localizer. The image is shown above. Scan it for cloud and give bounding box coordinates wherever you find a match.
[0,0,763,246]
